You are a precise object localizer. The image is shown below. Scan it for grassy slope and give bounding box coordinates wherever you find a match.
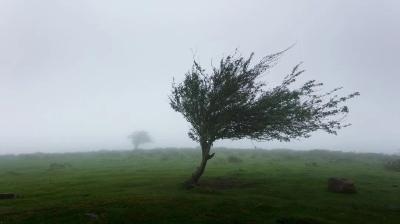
[0,148,399,224]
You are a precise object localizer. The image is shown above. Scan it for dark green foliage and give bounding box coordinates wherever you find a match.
[169,50,359,184]
[170,51,359,143]
[385,159,400,172]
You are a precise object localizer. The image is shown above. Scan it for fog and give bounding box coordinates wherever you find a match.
[0,0,399,155]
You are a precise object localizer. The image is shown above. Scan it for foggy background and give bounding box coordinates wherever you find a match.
[0,0,399,155]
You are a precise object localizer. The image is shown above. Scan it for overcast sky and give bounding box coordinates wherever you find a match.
[0,0,399,155]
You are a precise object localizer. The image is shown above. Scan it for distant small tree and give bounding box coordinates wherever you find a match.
[128,131,152,150]
[170,50,359,188]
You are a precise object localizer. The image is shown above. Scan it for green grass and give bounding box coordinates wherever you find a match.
[0,148,399,223]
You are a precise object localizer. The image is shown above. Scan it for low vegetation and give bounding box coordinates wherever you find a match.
[385,158,400,172]
[227,155,243,163]
[0,149,399,223]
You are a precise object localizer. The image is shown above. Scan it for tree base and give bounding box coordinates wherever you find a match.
[182,179,198,189]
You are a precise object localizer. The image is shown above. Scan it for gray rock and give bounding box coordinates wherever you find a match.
[85,213,99,220]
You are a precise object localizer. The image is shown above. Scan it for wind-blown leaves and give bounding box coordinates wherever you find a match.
[170,51,359,146]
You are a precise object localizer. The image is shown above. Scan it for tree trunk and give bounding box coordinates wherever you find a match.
[183,143,215,189]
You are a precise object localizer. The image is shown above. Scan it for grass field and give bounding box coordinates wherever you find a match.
[0,148,399,224]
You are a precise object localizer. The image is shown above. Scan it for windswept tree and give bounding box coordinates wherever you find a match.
[128,131,152,150]
[170,50,359,188]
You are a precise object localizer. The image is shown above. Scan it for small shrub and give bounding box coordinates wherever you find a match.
[48,163,71,170]
[385,159,400,172]
[227,155,242,163]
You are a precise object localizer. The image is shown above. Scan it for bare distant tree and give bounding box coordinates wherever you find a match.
[170,50,359,188]
[128,131,152,150]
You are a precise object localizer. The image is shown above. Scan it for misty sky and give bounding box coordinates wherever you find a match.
[0,0,399,154]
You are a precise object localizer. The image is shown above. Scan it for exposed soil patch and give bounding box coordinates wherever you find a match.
[198,177,258,190]
[0,193,16,200]
[327,177,357,194]
[276,217,323,224]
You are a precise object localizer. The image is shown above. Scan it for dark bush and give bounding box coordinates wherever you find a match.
[48,163,71,170]
[385,159,400,172]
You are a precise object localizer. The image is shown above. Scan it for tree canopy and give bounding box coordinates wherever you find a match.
[128,131,152,150]
[169,50,359,187]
